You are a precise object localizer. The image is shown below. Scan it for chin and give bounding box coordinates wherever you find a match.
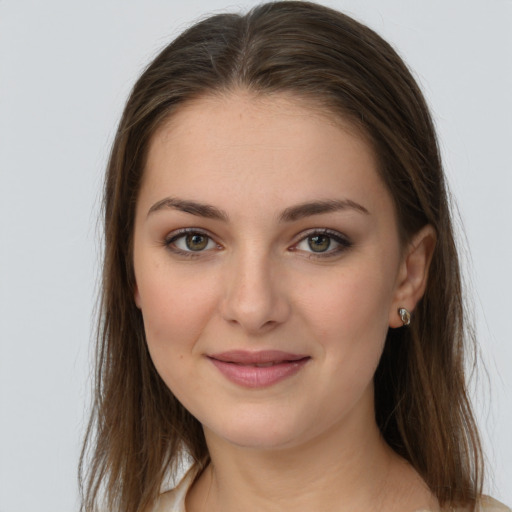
[204,412,309,451]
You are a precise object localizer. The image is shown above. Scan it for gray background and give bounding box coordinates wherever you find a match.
[1,1,510,510]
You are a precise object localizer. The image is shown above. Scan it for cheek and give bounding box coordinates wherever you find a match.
[296,262,394,392]
[137,268,221,408]
[136,263,219,361]
[300,264,394,340]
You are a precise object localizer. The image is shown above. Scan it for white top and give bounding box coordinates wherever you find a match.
[152,466,511,512]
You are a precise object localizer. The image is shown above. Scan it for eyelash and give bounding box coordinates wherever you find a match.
[164,228,220,259]
[292,228,353,259]
[163,228,352,259]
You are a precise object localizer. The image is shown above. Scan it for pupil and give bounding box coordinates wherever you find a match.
[186,234,208,251]
[308,235,330,252]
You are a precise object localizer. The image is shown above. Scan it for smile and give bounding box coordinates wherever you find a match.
[207,350,310,388]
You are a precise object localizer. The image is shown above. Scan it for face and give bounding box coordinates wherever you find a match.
[133,92,408,450]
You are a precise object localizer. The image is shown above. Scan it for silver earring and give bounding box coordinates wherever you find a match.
[398,307,411,326]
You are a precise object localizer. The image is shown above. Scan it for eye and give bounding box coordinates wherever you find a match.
[305,234,332,253]
[294,229,352,257]
[165,229,218,254]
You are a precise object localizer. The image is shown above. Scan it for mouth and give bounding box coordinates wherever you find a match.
[235,361,292,368]
[207,350,310,388]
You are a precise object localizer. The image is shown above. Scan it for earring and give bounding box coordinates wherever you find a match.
[398,307,411,326]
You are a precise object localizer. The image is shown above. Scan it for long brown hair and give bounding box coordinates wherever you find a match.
[80,2,483,511]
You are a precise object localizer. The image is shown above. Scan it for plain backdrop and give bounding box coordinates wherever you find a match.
[0,1,510,511]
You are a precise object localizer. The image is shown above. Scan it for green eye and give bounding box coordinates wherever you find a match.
[307,235,331,252]
[294,230,352,258]
[166,231,216,253]
[186,233,209,251]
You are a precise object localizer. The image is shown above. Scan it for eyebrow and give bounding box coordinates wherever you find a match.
[278,199,369,222]
[147,197,369,221]
[147,197,229,221]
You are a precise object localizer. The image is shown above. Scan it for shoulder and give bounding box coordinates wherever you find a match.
[416,498,511,512]
[150,465,197,512]
[476,496,511,512]
[443,497,512,512]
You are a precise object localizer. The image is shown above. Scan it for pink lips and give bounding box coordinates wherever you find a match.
[207,350,310,388]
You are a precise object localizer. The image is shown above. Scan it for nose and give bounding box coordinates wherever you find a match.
[219,250,291,335]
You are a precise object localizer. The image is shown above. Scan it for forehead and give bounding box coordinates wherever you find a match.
[139,91,390,220]
[150,90,368,156]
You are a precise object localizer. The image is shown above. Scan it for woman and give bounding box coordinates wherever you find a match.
[79,2,510,511]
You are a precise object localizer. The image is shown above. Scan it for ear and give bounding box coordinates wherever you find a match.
[389,225,436,328]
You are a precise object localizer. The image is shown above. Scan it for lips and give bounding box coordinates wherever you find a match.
[207,350,310,388]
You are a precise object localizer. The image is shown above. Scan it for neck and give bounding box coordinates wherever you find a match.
[186,390,437,512]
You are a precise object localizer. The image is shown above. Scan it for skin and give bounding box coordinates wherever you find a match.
[133,91,437,512]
